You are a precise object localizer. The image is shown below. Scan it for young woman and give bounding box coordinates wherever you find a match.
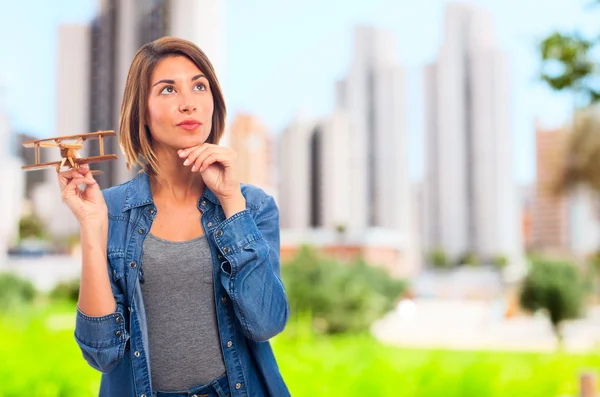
[58,36,290,397]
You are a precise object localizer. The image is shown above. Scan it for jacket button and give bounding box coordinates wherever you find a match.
[116,316,121,324]
[201,200,207,206]
[141,394,147,397]
[227,341,233,348]
[216,230,223,237]
[218,254,223,260]
[235,383,242,390]
[115,330,122,337]
[224,247,231,254]
[128,306,134,312]
[130,262,137,268]
[207,221,213,227]
[134,351,140,358]
[221,296,228,303]
[138,228,145,234]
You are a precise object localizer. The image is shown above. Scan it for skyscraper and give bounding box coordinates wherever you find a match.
[335,26,411,234]
[0,91,24,264]
[278,110,353,230]
[424,4,522,263]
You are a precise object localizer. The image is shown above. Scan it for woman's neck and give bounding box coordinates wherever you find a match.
[149,149,205,204]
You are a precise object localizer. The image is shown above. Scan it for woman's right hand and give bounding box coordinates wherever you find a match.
[58,165,108,226]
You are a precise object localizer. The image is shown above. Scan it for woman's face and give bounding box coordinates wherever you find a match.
[146,55,214,151]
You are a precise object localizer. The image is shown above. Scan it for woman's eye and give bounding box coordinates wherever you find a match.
[194,83,206,91]
[160,86,175,94]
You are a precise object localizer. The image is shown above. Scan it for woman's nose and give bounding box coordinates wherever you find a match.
[178,101,197,113]
[178,92,197,113]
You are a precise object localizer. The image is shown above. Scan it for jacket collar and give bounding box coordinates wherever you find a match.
[122,170,220,212]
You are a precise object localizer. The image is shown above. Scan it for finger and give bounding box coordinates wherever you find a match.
[195,151,231,172]
[77,164,91,175]
[192,147,230,169]
[58,168,85,191]
[178,144,208,159]
[61,174,88,202]
[183,144,214,167]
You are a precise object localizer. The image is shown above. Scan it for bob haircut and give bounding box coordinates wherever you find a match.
[118,36,226,176]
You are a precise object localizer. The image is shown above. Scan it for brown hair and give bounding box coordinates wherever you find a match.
[118,36,226,175]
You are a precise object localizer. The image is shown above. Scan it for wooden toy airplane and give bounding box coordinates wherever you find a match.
[21,130,117,174]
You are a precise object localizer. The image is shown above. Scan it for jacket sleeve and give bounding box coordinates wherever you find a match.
[214,194,290,342]
[74,303,130,373]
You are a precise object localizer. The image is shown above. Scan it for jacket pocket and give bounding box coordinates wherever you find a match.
[107,251,125,281]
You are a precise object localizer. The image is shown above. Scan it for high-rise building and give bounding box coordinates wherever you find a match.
[0,91,24,264]
[16,132,46,198]
[228,114,274,195]
[277,27,419,276]
[278,110,353,230]
[424,4,522,264]
[335,26,410,233]
[278,114,316,230]
[531,122,569,249]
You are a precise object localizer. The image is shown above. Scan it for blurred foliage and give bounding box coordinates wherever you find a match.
[281,245,407,334]
[49,279,80,303]
[0,302,100,396]
[2,301,600,396]
[275,322,600,397]
[491,254,509,270]
[538,4,600,197]
[427,248,450,269]
[455,251,480,267]
[18,214,47,241]
[539,32,599,104]
[0,273,36,312]
[553,105,600,194]
[586,250,600,296]
[519,259,584,346]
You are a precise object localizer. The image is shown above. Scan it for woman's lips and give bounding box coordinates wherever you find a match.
[178,123,201,130]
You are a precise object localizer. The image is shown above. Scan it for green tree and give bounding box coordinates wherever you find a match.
[538,3,600,196]
[519,259,584,348]
[281,245,407,334]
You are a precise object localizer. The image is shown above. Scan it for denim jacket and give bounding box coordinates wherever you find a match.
[73,171,291,397]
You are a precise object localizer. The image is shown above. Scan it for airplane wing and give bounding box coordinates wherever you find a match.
[75,154,118,165]
[21,161,62,171]
[21,130,116,148]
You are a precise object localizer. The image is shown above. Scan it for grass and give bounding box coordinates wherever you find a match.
[0,301,599,396]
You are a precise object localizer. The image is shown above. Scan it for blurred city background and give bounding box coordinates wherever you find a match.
[1,0,600,396]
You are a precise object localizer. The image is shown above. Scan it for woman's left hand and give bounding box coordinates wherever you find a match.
[178,143,241,200]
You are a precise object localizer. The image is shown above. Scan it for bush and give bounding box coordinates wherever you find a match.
[519,259,584,346]
[281,245,407,334]
[491,254,509,271]
[50,279,80,303]
[456,251,480,267]
[19,214,47,240]
[427,248,450,269]
[0,272,36,311]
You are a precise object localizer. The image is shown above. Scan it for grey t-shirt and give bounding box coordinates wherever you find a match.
[140,233,226,391]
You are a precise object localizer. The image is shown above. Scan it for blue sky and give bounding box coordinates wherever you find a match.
[0,0,597,183]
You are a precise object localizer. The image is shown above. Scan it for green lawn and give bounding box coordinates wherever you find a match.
[1,301,598,397]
